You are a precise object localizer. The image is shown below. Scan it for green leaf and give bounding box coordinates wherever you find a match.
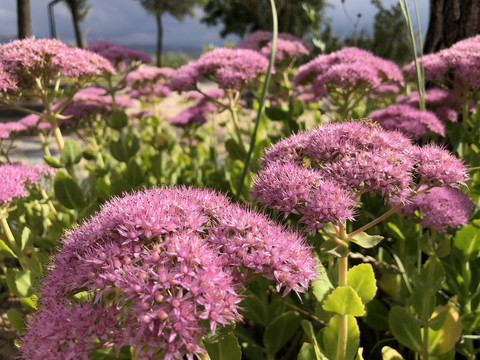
[323,315,360,360]
[364,299,389,331]
[320,239,349,258]
[386,222,406,242]
[453,219,480,259]
[109,110,129,130]
[126,159,144,187]
[205,332,242,360]
[7,309,25,332]
[18,227,32,252]
[0,239,16,257]
[300,320,328,360]
[297,343,316,360]
[265,106,290,121]
[312,270,334,302]
[461,310,480,333]
[347,264,377,305]
[225,138,247,161]
[381,346,404,360]
[53,171,87,209]
[350,232,384,248]
[20,294,38,311]
[83,148,97,160]
[428,305,462,356]
[413,257,445,294]
[89,345,132,359]
[241,294,268,326]
[43,155,63,168]
[290,99,305,118]
[388,306,422,352]
[322,286,365,316]
[263,311,301,356]
[60,139,83,166]
[6,268,33,298]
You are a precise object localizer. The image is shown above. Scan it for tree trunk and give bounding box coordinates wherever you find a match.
[155,12,163,67]
[424,0,480,54]
[17,0,31,39]
[69,0,84,48]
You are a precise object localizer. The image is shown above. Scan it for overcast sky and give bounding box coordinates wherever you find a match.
[0,0,429,47]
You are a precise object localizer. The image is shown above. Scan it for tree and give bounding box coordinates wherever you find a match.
[17,0,31,39]
[201,0,327,38]
[424,0,480,53]
[136,0,205,67]
[62,0,90,48]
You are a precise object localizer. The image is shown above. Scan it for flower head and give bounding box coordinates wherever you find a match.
[0,38,115,90]
[87,40,152,69]
[398,88,460,122]
[399,187,474,232]
[124,65,174,101]
[21,187,317,360]
[170,48,269,92]
[369,104,445,139]
[237,30,310,64]
[0,163,54,205]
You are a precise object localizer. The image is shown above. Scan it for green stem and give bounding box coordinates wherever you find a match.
[234,0,277,201]
[336,256,349,360]
[421,254,436,360]
[0,217,19,255]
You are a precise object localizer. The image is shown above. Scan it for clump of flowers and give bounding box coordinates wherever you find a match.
[237,30,310,65]
[0,163,54,205]
[369,104,445,139]
[398,88,460,123]
[170,48,269,92]
[398,186,474,232]
[0,38,115,152]
[253,121,468,231]
[87,40,152,70]
[21,187,317,360]
[294,47,404,118]
[404,35,480,99]
[124,65,174,107]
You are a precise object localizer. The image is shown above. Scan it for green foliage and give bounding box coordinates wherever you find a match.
[202,0,327,38]
[205,332,242,360]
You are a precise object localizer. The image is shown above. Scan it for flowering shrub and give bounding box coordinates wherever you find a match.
[20,187,317,359]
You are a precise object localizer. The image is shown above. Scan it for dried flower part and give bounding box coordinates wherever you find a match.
[369,104,445,139]
[21,187,317,360]
[294,47,404,98]
[0,163,54,205]
[237,30,310,64]
[170,48,269,91]
[87,40,152,69]
[399,186,474,232]
[252,162,358,230]
[0,38,115,90]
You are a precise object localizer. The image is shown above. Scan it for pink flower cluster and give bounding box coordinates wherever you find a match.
[0,120,27,139]
[237,30,310,64]
[253,121,468,230]
[369,104,445,139]
[170,48,269,91]
[124,65,175,101]
[21,187,317,360]
[399,186,473,232]
[294,47,404,99]
[404,35,480,95]
[398,89,460,123]
[87,40,152,70]
[0,38,115,91]
[0,163,54,205]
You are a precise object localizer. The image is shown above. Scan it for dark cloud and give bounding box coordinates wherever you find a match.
[0,0,428,48]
